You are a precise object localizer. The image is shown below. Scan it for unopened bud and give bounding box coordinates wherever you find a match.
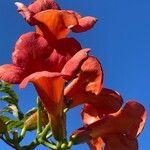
[24,110,48,130]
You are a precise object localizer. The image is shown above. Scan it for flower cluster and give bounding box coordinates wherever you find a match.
[0,0,146,149]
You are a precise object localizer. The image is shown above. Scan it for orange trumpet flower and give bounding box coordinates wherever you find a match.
[72,101,147,150]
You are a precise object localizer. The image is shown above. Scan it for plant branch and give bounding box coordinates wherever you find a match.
[37,97,42,134]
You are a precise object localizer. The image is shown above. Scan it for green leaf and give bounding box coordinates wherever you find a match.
[0,106,12,114]
[0,116,11,123]
[0,116,23,131]
[0,81,12,89]
[8,104,19,118]
[0,104,19,119]
[0,96,16,104]
[0,88,18,104]
[7,120,24,131]
[0,81,18,105]
[0,116,11,133]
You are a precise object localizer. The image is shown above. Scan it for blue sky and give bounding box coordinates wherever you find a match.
[0,0,150,149]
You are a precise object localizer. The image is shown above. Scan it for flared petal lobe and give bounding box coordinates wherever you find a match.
[64,56,103,107]
[104,134,138,150]
[81,89,123,126]
[0,64,26,84]
[34,10,78,40]
[62,48,90,80]
[90,88,123,116]
[46,38,82,72]
[12,32,82,73]
[12,32,51,73]
[15,0,60,25]
[70,16,97,33]
[28,0,61,13]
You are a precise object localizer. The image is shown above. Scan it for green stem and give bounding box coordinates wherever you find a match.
[38,139,57,150]
[4,132,13,143]
[37,97,42,134]
[37,123,56,149]
[39,123,50,139]
[19,126,27,141]
[46,132,52,139]
[12,131,22,150]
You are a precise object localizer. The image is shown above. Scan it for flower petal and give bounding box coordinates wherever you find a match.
[88,137,104,150]
[20,71,66,140]
[12,32,51,73]
[0,64,26,84]
[46,38,82,72]
[64,56,103,107]
[28,0,61,13]
[15,0,60,25]
[15,2,35,25]
[70,16,97,33]
[81,89,123,124]
[90,88,123,116]
[104,134,138,150]
[81,104,100,125]
[62,48,90,80]
[34,10,78,40]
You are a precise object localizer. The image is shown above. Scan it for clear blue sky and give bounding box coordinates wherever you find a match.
[0,0,150,149]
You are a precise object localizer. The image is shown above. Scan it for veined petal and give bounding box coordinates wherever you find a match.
[46,38,82,72]
[70,16,97,33]
[0,64,26,84]
[12,32,51,73]
[20,71,66,140]
[34,9,78,40]
[28,0,61,13]
[64,56,103,107]
[62,48,90,80]
[104,134,138,150]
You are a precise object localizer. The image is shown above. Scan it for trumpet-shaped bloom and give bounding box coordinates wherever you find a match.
[72,101,147,150]
[15,0,97,41]
[0,31,90,139]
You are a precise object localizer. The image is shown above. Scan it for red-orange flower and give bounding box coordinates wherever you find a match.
[15,0,97,40]
[0,31,90,139]
[0,0,99,140]
[72,101,147,150]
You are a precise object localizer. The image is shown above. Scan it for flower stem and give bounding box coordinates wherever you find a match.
[38,138,57,149]
[37,97,42,134]
[4,132,13,143]
[19,126,27,141]
[39,123,50,139]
